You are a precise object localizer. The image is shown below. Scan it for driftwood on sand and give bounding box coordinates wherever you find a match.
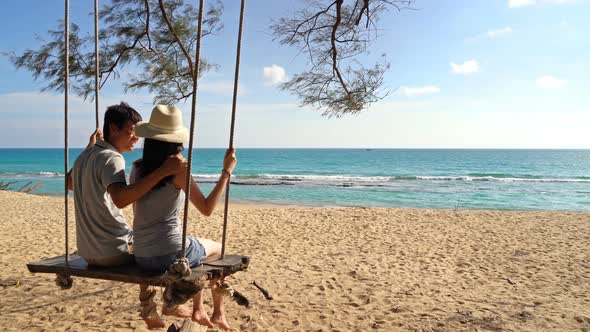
[252,280,273,300]
[0,181,43,193]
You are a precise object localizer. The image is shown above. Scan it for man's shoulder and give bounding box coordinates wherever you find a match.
[88,144,124,161]
[74,145,125,173]
[73,146,93,167]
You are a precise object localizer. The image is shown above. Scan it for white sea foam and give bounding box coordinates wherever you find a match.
[415,175,590,183]
[6,171,588,185]
[38,171,64,177]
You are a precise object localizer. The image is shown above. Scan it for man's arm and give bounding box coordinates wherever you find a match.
[67,130,102,191]
[67,170,73,190]
[107,155,186,209]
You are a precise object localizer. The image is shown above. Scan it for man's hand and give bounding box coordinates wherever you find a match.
[87,128,104,148]
[160,154,188,176]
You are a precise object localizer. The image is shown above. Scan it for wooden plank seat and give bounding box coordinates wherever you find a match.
[27,254,250,286]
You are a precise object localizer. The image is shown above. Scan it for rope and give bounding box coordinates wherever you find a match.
[162,258,194,310]
[94,0,100,128]
[139,288,159,322]
[180,0,205,256]
[55,273,73,289]
[64,0,70,265]
[221,0,246,259]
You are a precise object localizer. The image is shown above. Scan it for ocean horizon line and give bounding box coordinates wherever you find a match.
[1,147,589,150]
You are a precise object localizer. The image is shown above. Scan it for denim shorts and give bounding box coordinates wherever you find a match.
[135,237,206,272]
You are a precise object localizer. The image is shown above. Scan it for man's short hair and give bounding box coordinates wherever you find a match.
[103,102,142,141]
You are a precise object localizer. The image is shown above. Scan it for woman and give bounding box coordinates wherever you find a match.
[131,105,236,330]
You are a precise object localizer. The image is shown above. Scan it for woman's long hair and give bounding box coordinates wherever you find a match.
[134,138,184,190]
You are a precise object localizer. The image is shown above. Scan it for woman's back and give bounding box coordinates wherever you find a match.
[130,164,184,258]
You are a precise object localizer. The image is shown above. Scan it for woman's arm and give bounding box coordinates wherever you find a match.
[173,148,237,216]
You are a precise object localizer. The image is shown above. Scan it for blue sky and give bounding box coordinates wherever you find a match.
[0,0,588,148]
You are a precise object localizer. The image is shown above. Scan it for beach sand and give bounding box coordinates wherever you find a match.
[0,190,589,331]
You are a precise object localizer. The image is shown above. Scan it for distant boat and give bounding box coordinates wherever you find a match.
[365,148,373,151]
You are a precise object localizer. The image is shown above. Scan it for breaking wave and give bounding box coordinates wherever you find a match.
[3,171,589,187]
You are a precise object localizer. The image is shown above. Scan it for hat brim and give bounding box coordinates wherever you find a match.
[135,121,190,143]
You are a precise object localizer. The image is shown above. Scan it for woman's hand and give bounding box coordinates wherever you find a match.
[223,148,237,174]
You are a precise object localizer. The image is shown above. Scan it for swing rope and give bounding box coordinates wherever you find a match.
[63,0,70,265]
[94,0,100,128]
[63,0,101,264]
[180,0,205,257]
[221,0,246,259]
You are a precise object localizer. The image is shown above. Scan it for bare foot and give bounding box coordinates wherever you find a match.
[192,306,213,328]
[211,311,231,331]
[143,315,165,330]
[162,304,192,318]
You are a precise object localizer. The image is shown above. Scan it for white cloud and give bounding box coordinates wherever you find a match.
[487,27,513,38]
[0,92,162,147]
[203,103,298,113]
[559,20,572,29]
[536,75,566,89]
[2,91,589,148]
[200,80,247,96]
[450,60,480,75]
[509,0,579,7]
[509,0,536,7]
[465,27,513,43]
[544,0,578,3]
[263,64,288,85]
[0,91,155,116]
[399,86,441,97]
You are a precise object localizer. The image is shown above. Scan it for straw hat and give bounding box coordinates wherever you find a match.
[134,105,189,143]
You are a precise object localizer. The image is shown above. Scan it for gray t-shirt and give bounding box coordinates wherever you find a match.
[130,164,184,257]
[73,140,132,259]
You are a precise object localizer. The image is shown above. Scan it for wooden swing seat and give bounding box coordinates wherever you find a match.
[27,254,249,286]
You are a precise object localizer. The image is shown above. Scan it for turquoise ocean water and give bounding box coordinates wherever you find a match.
[0,148,589,211]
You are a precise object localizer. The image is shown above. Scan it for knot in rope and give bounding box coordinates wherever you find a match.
[162,258,200,312]
[163,257,191,284]
[55,274,73,290]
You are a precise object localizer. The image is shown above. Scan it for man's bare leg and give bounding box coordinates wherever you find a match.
[161,303,192,318]
[139,284,164,329]
[191,289,213,327]
[210,279,230,330]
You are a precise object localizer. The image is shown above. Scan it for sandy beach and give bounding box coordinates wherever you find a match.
[0,190,589,331]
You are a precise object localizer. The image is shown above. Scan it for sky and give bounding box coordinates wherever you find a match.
[0,0,589,148]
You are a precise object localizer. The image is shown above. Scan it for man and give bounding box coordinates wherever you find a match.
[67,102,186,266]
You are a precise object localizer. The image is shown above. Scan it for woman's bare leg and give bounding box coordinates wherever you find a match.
[194,238,230,329]
[191,289,213,327]
[210,278,231,330]
[196,237,222,262]
[189,238,220,327]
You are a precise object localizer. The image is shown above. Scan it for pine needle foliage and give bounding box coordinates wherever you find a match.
[8,0,223,105]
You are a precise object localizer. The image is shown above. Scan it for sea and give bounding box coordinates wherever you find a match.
[1,148,589,211]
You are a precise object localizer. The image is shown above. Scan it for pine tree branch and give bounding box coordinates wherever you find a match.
[158,0,194,79]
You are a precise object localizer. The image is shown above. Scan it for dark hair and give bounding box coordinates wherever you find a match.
[103,102,142,141]
[134,138,184,190]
